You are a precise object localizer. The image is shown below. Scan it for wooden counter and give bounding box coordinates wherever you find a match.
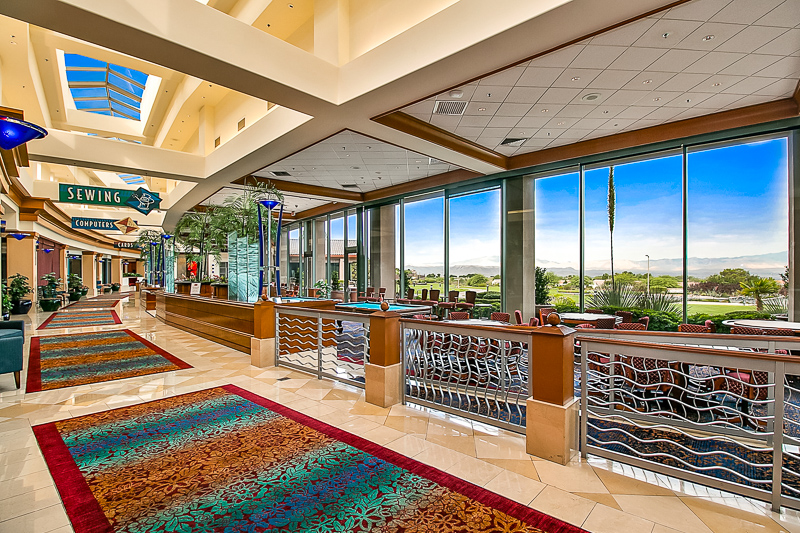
[156,293,254,353]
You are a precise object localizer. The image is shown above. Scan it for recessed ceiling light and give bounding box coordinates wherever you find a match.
[603,110,609,114]
[653,97,661,101]
[415,160,422,163]
[702,35,715,42]
[571,76,580,81]
[662,32,670,39]
[486,93,492,98]
[642,79,653,85]
[686,98,691,103]
[541,109,548,113]
[9,41,16,45]
[478,107,486,111]
[557,122,565,125]
[712,82,721,87]
[449,89,464,98]
[288,3,293,7]
[582,93,601,101]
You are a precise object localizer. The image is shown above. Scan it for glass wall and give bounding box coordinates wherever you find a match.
[448,188,501,297]
[403,193,444,300]
[328,214,344,297]
[287,226,301,290]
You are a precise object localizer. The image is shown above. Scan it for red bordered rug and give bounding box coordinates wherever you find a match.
[34,385,586,533]
[37,310,122,330]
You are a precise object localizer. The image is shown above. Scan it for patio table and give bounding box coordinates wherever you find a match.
[558,312,622,325]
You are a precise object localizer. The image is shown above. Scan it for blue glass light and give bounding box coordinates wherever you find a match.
[44,248,54,253]
[150,242,158,246]
[162,234,173,240]
[259,199,281,210]
[9,233,26,240]
[0,116,47,151]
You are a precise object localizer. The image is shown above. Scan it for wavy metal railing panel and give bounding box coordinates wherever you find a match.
[578,337,800,511]
[402,323,529,433]
[276,310,367,388]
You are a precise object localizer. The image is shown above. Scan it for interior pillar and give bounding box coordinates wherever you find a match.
[504,176,536,321]
[314,0,349,66]
[7,234,37,304]
[58,246,67,284]
[368,205,396,297]
[314,219,326,294]
[111,256,122,285]
[197,105,216,156]
[83,251,97,296]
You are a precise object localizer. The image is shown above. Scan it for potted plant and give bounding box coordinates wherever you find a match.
[40,272,62,312]
[80,285,89,296]
[111,282,121,292]
[329,270,343,300]
[1,284,11,321]
[312,279,331,299]
[8,274,33,315]
[103,285,113,293]
[67,274,83,301]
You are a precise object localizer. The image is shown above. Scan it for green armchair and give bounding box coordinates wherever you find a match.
[0,321,24,389]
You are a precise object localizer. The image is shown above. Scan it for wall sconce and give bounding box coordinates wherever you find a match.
[9,233,26,240]
[0,116,48,151]
[44,248,54,253]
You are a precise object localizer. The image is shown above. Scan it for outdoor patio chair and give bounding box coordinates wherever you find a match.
[360,287,376,302]
[594,318,617,330]
[514,310,523,325]
[679,323,712,334]
[448,311,470,320]
[615,322,645,330]
[437,291,460,315]
[423,289,440,307]
[397,288,415,304]
[411,314,434,320]
[456,290,477,314]
[528,317,539,326]
[638,316,650,330]
[490,312,511,323]
[586,308,604,314]
[615,311,634,323]
[730,326,765,336]
[575,323,596,329]
[539,307,556,325]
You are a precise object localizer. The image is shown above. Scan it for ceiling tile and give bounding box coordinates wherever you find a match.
[754,77,798,95]
[662,91,715,107]
[662,0,732,22]
[478,67,526,87]
[755,55,800,77]
[614,106,654,119]
[544,116,579,128]
[529,45,584,68]
[722,75,782,93]
[453,126,486,138]
[495,102,533,116]
[538,87,583,104]
[429,115,461,130]
[532,128,565,139]
[675,21,747,51]
[585,105,628,118]
[603,89,651,105]
[632,19,704,48]
[516,116,550,129]
[435,84,478,101]
[586,69,640,89]
[648,49,708,72]
[504,86,547,104]
[643,106,685,120]
[569,45,627,69]
[463,101,500,115]
[486,115,521,128]
[574,117,609,129]
[522,137,552,148]
[517,66,565,87]
[471,86,513,103]
[556,104,595,118]
[683,50,747,73]
[589,17,658,46]
[754,28,800,55]
[710,0,784,24]
[657,72,711,92]
[694,92,745,108]
[691,73,746,92]
[403,100,434,115]
[718,53,782,75]
[715,25,788,52]
[608,47,668,70]
[552,68,603,88]
[527,103,565,116]
[457,115,492,128]
[558,128,593,139]
[754,0,800,28]
[634,90,685,106]
[597,118,638,129]
[623,71,676,90]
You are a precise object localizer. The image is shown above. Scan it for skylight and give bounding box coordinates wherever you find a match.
[64,54,148,121]
[119,174,146,185]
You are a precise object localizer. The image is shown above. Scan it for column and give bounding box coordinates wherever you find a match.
[369,205,396,297]
[504,176,536,320]
[7,234,37,304]
[111,256,123,285]
[365,309,402,407]
[82,251,98,296]
[58,247,67,284]
[251,299,276,367]
[314,0,349,66]
[525,324,578,465]
[314,219,327,295]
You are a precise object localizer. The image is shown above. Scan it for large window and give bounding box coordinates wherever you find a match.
[403,193,444,298]
[448,188,501,296]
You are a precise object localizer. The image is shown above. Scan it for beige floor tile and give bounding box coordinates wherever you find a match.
[426,417,474,437]
[653,525,685,533]
[412,442,465,471]
[482,458,540,481]
[574,492,622,511]
[0,448,39,468]
[534,459,609,494]
[474,435,530,460]
[338,417,382,436]
[295,403,340,420]
[614,495,712,533]
[483,470,546,505]
[594,465,676,496]
[530,486,597,527]
[0,503,70,532]
[0,456,48,481]
[445,456,504,486]
[681,497,791,533]
[0,486,62,521]
[384,435,431,457]
[383,415,429,435]
[360,426,407,446]
[0,469,54,501]
[424,435,477,457]
[582,503,656,533]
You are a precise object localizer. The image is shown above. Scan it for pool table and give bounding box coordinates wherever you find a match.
[334,302,431,315]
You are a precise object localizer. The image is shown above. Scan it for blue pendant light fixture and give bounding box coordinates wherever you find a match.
[0,116,47,151]
[257,193,282,299]
[9,232,27,240]
[258,199,280,210]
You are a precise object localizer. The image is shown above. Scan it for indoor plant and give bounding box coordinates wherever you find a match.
[67,273,83,301]
[8,274,33,315]
[40,272,62,312]
[1,284,11,320]
[111,282,121,292]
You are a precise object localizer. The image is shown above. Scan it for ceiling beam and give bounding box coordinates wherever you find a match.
[237,175,363,202]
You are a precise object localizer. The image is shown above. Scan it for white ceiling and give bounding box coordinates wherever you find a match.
[252,130,462,192]
[401,0,800,156]
[200,186,330,215]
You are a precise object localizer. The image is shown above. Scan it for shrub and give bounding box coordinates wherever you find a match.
[552,296,579,313]
[687,310,772,334]
[476,292,501,301]
[598,305,681,332]
[587,284,640,308]
[535,266,550,305]
[473,302,501,319]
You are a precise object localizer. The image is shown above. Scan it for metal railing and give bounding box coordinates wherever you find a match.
[579,335,800,511]
[275,306,369,388]
[401,320,530,433]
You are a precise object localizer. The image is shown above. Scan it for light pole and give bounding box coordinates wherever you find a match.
[645,254,650,296]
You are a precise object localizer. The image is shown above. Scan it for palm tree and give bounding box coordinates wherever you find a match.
[740,277,780,311]
[607,166,616,289]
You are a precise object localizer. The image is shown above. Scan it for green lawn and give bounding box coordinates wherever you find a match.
[550,291,757,315]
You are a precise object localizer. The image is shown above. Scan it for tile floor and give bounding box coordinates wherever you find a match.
[2,294,800,532]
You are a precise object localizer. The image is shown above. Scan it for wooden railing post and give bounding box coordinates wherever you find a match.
[365,308,402,407]
[251,299,276,367]
[526,324,578,465]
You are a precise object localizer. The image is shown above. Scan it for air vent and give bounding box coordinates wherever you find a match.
[270,171,291,177]
[340,183,360,188]
[214,137,220,148]
[433,100,467,116]
[500,137,528,147]
[428,158,445,165]
[238,118,246,131]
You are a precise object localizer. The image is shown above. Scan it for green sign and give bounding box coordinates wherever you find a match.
[58,184,161,215]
